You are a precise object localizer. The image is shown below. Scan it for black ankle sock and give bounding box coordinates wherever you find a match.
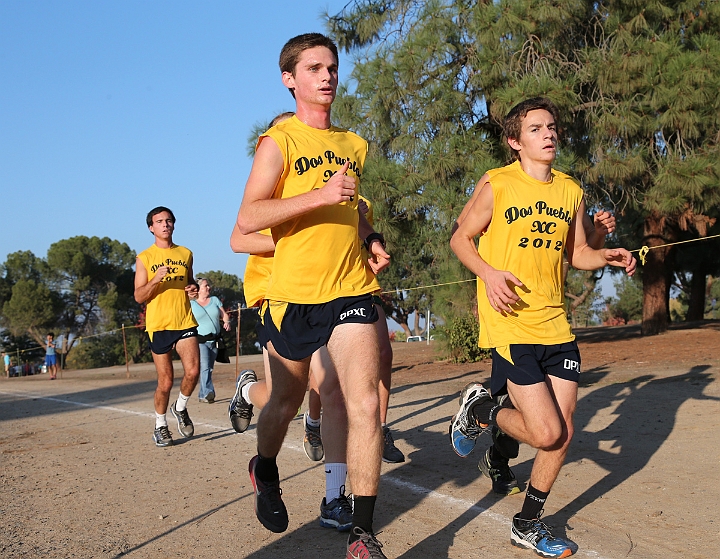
[470,400,495,425]
[472,396,512,426]
[518,483,549,521]
[254,454,279,483]
[351,495,376,538]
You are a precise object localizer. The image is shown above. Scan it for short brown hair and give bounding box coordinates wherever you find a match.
[279,33,339,98]
[503,97,560,161]
[270,112,295,127]
[146,206,175,227]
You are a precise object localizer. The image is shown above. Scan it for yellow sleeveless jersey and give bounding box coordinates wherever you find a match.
[261,116,380,304]
[243,229,274,308]
[137,244,198,335]
[476,161,584,347]
[244,197,375,308]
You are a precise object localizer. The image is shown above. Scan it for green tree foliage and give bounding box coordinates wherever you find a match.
[2,279,60,344]
[0,237,142,367]
[605,274,644,324]
[439,313,489,363]
[325,0,720,342]
[46,236,139,345]
[565,267,603,328]
[706,276,720,319]
[582,0,720,334]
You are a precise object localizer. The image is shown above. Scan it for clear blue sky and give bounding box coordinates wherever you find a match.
[0,0,353,279]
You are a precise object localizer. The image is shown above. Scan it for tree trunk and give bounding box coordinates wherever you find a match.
[413,310,425,336]
[686,270,707,321]
[398,322,412,337]
[641,213,672,335]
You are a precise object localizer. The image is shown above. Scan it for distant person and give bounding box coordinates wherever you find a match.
[134,206,200,448]
[190,277,231,403]
[45,333,58,380]
[3,351,11,377]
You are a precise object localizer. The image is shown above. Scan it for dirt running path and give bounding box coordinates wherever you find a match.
[1,323,719,558]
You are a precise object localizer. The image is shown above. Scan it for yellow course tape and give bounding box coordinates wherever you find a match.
[631,233,720,265]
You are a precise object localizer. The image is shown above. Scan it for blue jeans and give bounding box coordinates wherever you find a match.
[198,340,217,399]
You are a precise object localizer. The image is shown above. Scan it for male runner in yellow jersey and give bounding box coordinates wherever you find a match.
[453,196,617,496]
[135,206,200,447]
[235,34,390,558]
[449,98,636,558]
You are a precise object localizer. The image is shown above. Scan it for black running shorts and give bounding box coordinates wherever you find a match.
[148,327,198,355]
[261,294,379,360]
[490,341,581,396]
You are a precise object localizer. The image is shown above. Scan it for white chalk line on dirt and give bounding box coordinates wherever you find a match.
[0,389,607,558]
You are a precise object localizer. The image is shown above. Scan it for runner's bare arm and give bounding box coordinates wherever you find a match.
[236,138,356,234]
[134,258,170,304]
[184,259,198,297]
[584,210,616,249]
[567,199,636,275]
[230,223,276,255]
[450,183,524,314]
[359,212,390,274]
[452,173,491,235]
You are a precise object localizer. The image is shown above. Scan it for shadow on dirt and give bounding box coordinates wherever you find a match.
[0,380,159,423]
[62,355,716,559]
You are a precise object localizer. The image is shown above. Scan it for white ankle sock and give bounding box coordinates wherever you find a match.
[324,463,347,502]
[155,412,167,429]
[241,381,255,403]
[175,392,190,411]
[305,411,321,428]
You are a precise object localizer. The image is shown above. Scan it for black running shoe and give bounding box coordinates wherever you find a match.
[491,424,520,460]
[346,527,387,559]
[170,401,194,438]
[153,425,173,447]
[248,455,288,533]
[229,370,256,433]
[320,486,353,531]
[478,447,520,495]
[382,426,405,463]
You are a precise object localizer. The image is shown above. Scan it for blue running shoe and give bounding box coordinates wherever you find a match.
[511,513,574,558]
[449,382,491,457]
[320,486,353,531]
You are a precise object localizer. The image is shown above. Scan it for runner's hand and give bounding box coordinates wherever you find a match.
[483,268,524,314]
[367,241,390,274]
[319,161,355,205]
[154,266,170,284]
[593,210,616,237]
[602,248,637,276]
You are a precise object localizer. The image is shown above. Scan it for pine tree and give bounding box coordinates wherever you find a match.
[583,0,720,334]
[327,0,720,337]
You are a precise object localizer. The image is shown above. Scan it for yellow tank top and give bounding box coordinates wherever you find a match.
[476,161,583,347]
[137,244,198,334]
[243,229,274,308]
[244,196,376,308]
[261,116,380,304]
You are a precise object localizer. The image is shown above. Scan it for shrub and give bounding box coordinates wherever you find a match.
[438,314,489,363]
